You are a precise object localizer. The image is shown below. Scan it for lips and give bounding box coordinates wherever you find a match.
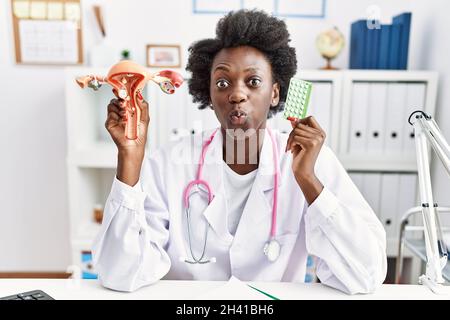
[229,110,248,125]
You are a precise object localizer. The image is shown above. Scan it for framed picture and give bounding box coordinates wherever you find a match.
[146,44,181,68]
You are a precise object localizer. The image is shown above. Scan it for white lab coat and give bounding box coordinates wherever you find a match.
[92,128,387,294]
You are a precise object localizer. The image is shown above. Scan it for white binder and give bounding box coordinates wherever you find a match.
[185,100,219,136]
[362,173,382,218]
[367,83,388,154]
[403,83,426,155]
[348,172,364,191]
[273,110,292,135]
[348,82,369,154]
[379,173,400,239]
[384,83,407,153]
[308,82,332,143]
[152,83,188,145]
[202,108,221,131]
[397,173,418,228]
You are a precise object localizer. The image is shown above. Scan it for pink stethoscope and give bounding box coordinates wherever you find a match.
[180,128,280,264]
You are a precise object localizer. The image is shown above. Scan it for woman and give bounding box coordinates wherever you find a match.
[92,9,387,294]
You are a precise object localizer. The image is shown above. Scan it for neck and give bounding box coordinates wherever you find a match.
[222,127,265,175]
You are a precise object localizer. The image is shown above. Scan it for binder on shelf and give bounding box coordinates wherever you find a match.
[185,92,220,136]
[365,27,374,69]
[274,110,292,135]
[393,12,412,70]
[365,27,381,69]
[349,172,364,192]
[362,173,382,217]
[349,12,411,70]
[366,83,387,154]
[200,108,220,132]
[403,83,426,155]
[383,83,407,154]
[307,82,332,141]
[397,174,418,227]
[378,25,391,69]
[387,24,402,69]
[349,20,367,69]
[379,173,400,239]
[348,83,369,154]
[152,82,187,144]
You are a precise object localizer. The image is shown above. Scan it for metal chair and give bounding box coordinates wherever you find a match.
[395,206,450,284]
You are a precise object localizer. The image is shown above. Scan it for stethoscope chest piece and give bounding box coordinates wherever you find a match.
[264,239,280,262]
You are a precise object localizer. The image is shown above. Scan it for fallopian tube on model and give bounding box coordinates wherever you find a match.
[76,60,184,140]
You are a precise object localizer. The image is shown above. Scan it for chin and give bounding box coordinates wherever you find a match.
[225,121,251,131]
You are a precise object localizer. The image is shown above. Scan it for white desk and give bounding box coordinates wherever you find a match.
[1,279,449,300]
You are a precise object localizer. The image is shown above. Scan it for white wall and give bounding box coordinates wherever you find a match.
[0,0,447,271]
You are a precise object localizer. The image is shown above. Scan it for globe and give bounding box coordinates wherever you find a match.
[315,27,345,70]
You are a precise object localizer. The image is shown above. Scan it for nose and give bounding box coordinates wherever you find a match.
[229,86,248,104]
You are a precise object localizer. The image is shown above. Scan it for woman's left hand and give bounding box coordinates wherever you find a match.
[285,116,325,204]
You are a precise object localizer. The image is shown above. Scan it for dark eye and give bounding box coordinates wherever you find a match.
[216,79,229,89]
[249,78,262,87]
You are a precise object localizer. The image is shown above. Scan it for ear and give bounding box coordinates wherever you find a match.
[270,83,280,108]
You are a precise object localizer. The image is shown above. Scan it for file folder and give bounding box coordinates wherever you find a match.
[183,84,220,135]
[274,109,293,135]
[366,27,381,69]
[397,173,418,227]
[384,83,407,154]
[388,24,402,69]
[367,83,388,154]
[379,173,400,239]
[349,172,364,192]
[362,173,382,218]
[350,20,367,69]
[308,82,332,143]
[393,12,412,70]
[348,83,369,154]
[403,83,426,155]
[378,25,391,69]
[156,83,188,143]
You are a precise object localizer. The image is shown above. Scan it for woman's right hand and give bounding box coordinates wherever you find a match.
[105,93,150,186]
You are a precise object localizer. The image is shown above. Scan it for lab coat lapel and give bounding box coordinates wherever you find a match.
[257,128,282,193]
[197,128,281,244]
[230,128,282,273]
[198,129,233,244]
[238,128,282,230]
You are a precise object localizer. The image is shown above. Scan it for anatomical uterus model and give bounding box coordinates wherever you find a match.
[76,60,184,140]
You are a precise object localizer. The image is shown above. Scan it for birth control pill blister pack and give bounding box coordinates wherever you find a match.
[283,78,312,120]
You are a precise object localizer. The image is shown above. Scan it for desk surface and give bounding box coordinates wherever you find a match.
[1,279,450,300]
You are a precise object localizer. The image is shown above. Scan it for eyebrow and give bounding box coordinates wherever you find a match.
[213,65,230,73]
[213,65,262,74]
[244,67,261,73]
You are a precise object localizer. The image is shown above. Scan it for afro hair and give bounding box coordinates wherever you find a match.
[185,9,298,118]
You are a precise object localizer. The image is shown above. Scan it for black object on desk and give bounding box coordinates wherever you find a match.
[0,290,54,300]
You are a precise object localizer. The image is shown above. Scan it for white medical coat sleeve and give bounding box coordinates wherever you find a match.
[92,151,171,292]
[304,147,387,295]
